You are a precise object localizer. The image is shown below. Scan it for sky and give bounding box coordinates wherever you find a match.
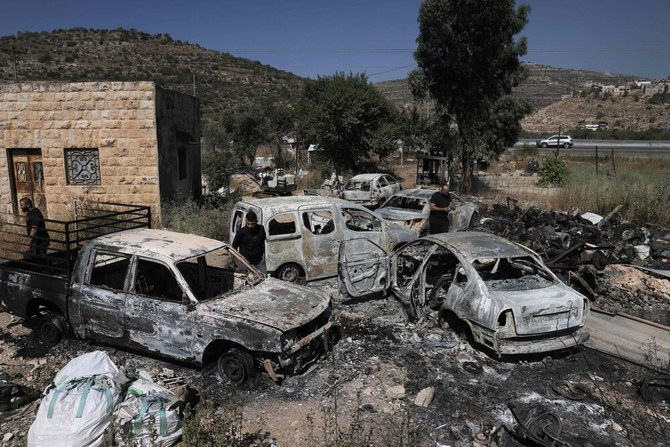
[1,0,668,82]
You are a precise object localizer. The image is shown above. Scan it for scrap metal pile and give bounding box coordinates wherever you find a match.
[478,199,670,275]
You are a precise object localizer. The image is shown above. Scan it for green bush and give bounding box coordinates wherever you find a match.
[161,197,235,242]
[538,156,569,187]
[514,143,539,159]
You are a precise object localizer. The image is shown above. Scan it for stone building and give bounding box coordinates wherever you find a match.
[0,81,201,223]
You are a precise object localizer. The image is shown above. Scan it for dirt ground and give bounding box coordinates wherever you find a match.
[1,168,670,446]
[1,271,669,446]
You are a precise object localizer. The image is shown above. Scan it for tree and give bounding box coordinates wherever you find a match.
[415,0,531,190]
[201,122,238,194]
[203,101,295,193]
[217,102,273,166]
[296,72,400,173]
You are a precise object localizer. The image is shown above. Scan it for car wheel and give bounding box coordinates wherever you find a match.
[276,263,302,283]
[541,143,547,148]
[563,142,570,148]
[217,348,256,385]
[39,312,66,346]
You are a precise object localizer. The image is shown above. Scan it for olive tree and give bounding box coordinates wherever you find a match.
[415,0,531,190]
[296,72,400,173]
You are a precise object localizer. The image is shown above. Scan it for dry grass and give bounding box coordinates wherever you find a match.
[392,153,670,229]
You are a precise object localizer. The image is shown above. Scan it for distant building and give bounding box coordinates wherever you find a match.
[0,81,201,223]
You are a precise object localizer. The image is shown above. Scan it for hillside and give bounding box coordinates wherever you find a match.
[522,94,670,133]
[374,63,670,133]
[1,29,666,133]
[374,62,637,111]
[0,28,306,121]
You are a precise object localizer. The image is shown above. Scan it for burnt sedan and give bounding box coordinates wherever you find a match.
[376,188,478,235]
[339,232,590,356]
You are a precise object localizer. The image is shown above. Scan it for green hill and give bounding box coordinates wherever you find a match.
[0,28,306,121]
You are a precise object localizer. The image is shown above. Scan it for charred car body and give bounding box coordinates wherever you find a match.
[339,232,590,355]
[231,196,416,282]
[340,173,402,209]
[376,188,479,235]
[0,221,333,385]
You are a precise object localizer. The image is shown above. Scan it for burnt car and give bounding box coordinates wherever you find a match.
[339,232,590,356]
[376,188,479,235]
[340,173,402,208]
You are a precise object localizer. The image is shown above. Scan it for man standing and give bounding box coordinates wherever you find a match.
[20,197,50,257]
[429,184,455,234]
[232,210,267,274]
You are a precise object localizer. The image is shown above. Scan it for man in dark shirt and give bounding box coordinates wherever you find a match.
[232,210,267,274]
[429,184,455,234]
[20,197,50,257]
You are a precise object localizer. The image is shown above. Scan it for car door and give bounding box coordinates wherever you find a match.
[338,238,390,297]
[124,257,196,361]
[299,206,340,279]
[71,250,130,341]
[265,211,301,274]
[340,206,386,249]
[448,194,476,232]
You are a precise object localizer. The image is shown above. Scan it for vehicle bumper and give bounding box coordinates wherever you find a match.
[472,324,590,355]
[262,321,334,381]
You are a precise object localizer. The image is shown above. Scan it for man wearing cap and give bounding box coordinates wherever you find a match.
[429,184,455,234]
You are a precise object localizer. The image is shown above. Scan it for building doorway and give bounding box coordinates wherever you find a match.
[8,149,47,215]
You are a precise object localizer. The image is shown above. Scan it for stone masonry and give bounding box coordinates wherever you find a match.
[0,81,200,222]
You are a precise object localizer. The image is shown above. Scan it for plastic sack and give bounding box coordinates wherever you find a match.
[27,351,128,447]
[113,371,183,446]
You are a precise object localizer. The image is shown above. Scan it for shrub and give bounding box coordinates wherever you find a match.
[515,144,539,158]
[538,156,569,187]
[161,197,235,242]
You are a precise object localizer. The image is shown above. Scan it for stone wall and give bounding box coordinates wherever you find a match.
[0,81,163,221]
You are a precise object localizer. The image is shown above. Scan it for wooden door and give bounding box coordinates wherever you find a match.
[10,149,47,214]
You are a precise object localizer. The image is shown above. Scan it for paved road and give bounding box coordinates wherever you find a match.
[515,139,670,157]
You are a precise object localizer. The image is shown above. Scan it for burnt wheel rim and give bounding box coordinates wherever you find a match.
[219,354,247,384]
[279,265,300,282]
[40,320,61,345]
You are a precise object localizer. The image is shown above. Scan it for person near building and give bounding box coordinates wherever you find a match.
[429,184,455,234]
[232,210,267,274]
[20,197,50,258]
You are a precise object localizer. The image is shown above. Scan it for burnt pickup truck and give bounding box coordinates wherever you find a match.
[0,204,333,385]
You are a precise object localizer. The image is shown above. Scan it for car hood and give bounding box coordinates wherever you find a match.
[204,277,331,332]
[377,208,424,221]
[484,284,587,335]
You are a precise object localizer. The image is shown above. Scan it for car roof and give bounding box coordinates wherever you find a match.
[421,231,530,261]
[348,173,389,181]
[239,195,361,213]
[93,228,226,261]
[387,188,437,199]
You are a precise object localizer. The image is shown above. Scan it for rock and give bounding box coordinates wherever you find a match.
[611,422,623,432]
[2,433,13,442]
[414,387,435,407]
[386,385,406,400]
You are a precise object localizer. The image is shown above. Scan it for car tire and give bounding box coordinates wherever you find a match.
[541,143,547,148]
[276,263,302,283]
[217,348,257,385]
[39,312,67,346]
[563,142,570,148]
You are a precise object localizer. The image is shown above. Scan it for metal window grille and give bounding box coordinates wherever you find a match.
[65,149,101,185]
[15,162,27,182]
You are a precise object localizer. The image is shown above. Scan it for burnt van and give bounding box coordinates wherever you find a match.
[230,196,416,282]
